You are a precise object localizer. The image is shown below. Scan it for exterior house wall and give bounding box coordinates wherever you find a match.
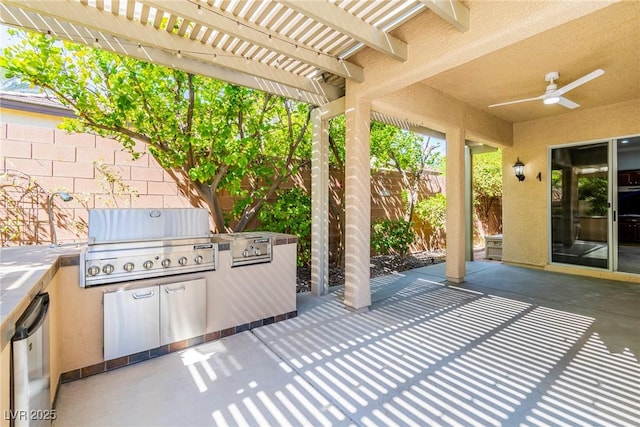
[353,43,638,285]
[503,98,640,283]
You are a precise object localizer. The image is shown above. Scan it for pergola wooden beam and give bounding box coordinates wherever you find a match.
[2,0,343,103]
[419,0,470,32]
[279,0,408,62]
[142,0,364,82]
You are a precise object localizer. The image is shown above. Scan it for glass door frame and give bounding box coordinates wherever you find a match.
[548,135,640,274]
[609,139,619,272]
[547,138,612,271]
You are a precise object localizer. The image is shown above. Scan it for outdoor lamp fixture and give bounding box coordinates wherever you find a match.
[48,191,73,247]
[513,158,525,182]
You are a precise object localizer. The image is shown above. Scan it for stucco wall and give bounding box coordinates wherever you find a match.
[503,99,640,268]
[373,84,513,147]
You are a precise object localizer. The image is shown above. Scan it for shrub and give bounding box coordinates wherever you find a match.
[257,187,311,266]
[371,218,415,256]
[415,193,446,250]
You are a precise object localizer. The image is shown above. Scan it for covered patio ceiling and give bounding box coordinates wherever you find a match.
[0,0,469,107]
[2,1,637,128]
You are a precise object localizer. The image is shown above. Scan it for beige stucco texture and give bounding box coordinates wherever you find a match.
[504,100,640,275]
[342,1,639,288]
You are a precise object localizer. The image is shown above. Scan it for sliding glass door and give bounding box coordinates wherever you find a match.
[550,142,609,269]
[616,136,640,274]
[550,136,640,274]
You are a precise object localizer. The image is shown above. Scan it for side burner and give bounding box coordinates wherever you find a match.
[222,233,273,267]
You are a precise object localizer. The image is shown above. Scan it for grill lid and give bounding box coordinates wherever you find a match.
[88,208,210,244]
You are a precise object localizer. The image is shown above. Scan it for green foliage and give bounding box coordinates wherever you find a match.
[328,115,345,166]
[370,122,443,173]
[1,29,311,232]
[370,121,443,222]
[472,150,502,204]
[415,193,447,250]
[326,116,444,174]
[471,150,502,234]
[578,176,608,216]
[258,188,311,266]
[371,218,415,256]
[415,194,447,229]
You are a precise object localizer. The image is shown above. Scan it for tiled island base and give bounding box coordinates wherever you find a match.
[60,310,297,383]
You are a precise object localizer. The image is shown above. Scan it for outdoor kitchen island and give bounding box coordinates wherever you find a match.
[0,231,297,425]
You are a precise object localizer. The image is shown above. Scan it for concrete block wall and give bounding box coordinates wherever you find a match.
[0,117,453,253]
[0,121,194,245]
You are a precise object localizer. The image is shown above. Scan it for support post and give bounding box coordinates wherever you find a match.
[311,107,329,296]
[465,145,474,261]
[445,127,467,283]
[310,98,345,296]
[344,91,371,310]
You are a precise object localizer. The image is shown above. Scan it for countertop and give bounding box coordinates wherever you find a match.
[0,244,82,351]
[0,232,297,351]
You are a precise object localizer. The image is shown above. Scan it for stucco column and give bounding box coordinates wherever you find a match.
[445,127,467,283]
[344,92,371,310]
[310,107,329,296]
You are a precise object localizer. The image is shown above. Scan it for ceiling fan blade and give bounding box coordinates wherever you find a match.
[555,68,605,96]
[557,96,580,109]
[489,95,543,108]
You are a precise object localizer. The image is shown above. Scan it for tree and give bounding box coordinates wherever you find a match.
[1,30,311,232]
[414,193,446,251]
[369,122,443,223]
[472,150,502,235]
[578,175,608,216]
[327,116,443,264]
[327,115,346,265]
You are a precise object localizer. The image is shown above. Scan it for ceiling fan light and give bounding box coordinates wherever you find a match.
[544,95,560,105]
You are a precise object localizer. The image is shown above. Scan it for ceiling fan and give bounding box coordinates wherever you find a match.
[489,69,605,109]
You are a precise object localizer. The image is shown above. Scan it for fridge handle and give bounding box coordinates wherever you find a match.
[12,293,50,341]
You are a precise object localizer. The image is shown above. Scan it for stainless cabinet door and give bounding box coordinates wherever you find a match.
[104,286,160,360]
[160,278,206,345]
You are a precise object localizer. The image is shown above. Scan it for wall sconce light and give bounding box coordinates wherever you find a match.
[536,172,542,181]
[48,191,74,247]
[513,158,525,182]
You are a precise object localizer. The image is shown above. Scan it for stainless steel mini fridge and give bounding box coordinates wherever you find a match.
[11,293,50,427]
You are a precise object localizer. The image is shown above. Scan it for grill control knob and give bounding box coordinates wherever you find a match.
[87,266,100,276]
[102,264,115,275]
[178,256,188,266]
[161,258,171,268]
[194,255,203,264]
[143,260,153,270]
[254,248,261,256]
[123,262,135,272]
[243,249,249,258]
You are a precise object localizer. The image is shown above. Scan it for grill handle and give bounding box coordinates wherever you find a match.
[164,285,186,294]
[132,290,156,300]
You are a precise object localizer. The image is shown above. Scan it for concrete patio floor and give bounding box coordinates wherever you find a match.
[53,261,640,426]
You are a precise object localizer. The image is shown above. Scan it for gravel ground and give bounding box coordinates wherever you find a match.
[296,250,446,293]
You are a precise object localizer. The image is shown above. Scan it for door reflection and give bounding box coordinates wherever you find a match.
[617,136,640,274]
[551,142,608,269]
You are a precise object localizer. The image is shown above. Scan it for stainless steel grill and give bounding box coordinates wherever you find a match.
[80,209,216,287]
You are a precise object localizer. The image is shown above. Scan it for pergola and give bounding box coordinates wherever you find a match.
[2,0,638,307]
